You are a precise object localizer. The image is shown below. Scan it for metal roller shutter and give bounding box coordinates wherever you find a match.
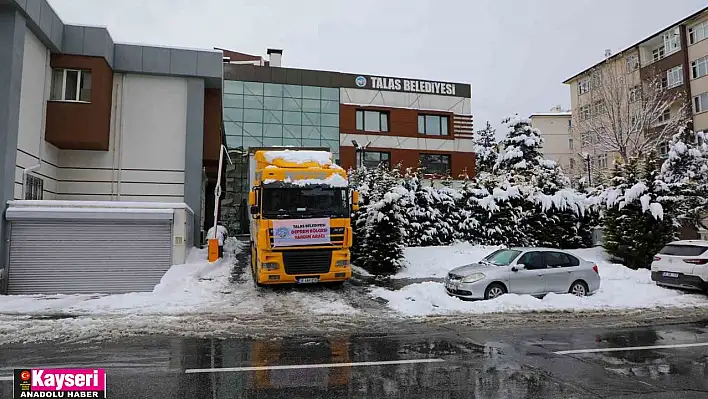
[8,220,173,295]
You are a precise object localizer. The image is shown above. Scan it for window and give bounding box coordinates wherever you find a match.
[419,153,451,175]
[667,66,684,88]
[24,175,43,200]
[568,138,574,150]
[362,151,391,169]
[629,85,641,103]
[659,244,708,256]
[626,54,639,72]
[569,158,576,170]
[418,114,449,136]
[656,108,671,124]
[659,141,670,157]
[579,105,591,120]
[597,154,608,169]
[694,92,708,113]
[692,56,708,79]
[482,249,522,266]
[663,30,681,54]
[593,100,605,116]
[578,78,591,95]
[689,20,708,45]
[517,251,546,270]
[355,110,389,132]
[653,45,665,62]
[50,69,91,102]
[544,252,580,268]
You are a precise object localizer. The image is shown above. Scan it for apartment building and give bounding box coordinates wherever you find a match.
[218,51,475,233]
[529,107,573,173]
[0,0,223,294]
[563,5,708,179]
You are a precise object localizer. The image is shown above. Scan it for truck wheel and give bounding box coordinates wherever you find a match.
[328,281,345,289]
[251,246,264,288]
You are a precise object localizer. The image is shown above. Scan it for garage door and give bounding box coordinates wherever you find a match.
[8,220,173,295]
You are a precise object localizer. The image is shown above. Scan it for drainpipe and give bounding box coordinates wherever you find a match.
[117,74,126,200]
[22,48,50,200]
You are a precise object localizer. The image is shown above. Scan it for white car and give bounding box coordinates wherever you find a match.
[651,240,708,293]
[445,248,602,300]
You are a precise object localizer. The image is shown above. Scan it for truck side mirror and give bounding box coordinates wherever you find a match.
[250,205,259,215]
[248,191,256,206]
[352,190,360,211]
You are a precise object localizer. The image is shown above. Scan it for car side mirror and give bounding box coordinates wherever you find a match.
[512,264,526,272]
[250,205,259,215]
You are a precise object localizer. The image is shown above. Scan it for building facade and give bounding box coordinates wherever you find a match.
[0,0,223,293]
[529,108,573,173]
[563,5,708,180]
[219,54,474,233]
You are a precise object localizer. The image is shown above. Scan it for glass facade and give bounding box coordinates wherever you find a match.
[221,80,341,233]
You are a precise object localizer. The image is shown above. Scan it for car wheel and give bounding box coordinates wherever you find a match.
[484,283,507,300]
[569,281,589,297]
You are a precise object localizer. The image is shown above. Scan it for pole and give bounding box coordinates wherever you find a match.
[208,145,226,262]
[586,154,592,186]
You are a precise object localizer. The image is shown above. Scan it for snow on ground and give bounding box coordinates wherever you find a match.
[397,242,502,279]
[0,239,356,317]
[371,245,708,317]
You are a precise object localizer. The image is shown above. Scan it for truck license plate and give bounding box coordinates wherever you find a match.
[297,277,320,284]
[662,272,679,278]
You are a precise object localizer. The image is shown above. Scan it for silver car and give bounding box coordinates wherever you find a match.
[444,248,601,300]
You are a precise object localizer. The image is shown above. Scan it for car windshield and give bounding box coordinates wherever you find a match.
[482,249,522,266]
[262,187,349,219]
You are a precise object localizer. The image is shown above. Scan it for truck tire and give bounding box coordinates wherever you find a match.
[251,245,264,288]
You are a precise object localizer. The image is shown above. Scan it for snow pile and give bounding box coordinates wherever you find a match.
[397,242,501,279]
[370,245,708,316]
[0,240,356,317]
[263,150,333,166]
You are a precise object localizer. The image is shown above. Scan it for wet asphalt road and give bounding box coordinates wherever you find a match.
[2,321,708,398]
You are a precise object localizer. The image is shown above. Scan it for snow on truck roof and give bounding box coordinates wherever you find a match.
[261,149,333,166]
[263,174,349,188]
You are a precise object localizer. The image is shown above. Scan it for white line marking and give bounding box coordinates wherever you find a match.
[185,358,445,374]
[0,375,13,381]
[555,342,708,355]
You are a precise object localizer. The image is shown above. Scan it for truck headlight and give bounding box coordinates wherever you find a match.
[462,273,485,283]
[262,262,279,271]
[335,260,350,267]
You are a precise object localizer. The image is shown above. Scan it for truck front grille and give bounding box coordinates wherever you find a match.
[282,250,333,275]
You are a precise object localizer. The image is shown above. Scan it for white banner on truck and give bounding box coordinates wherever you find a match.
[272,218,331,247]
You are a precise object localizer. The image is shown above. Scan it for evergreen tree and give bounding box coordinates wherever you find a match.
[475,121,498,174]
[660,127,708,231]
[495,115,545,177]
[602,155,677,269]
[356,186,410,275]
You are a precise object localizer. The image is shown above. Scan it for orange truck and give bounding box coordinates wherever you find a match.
[247,148,359,286]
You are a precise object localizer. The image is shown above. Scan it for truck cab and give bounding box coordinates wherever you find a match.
[248,149,358,286]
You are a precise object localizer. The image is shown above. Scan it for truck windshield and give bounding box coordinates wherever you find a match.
[262,187,349,219]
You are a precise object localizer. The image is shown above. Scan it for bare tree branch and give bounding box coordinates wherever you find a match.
[573,54,689,169]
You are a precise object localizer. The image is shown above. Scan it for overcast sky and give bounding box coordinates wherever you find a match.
[49,0,707,139]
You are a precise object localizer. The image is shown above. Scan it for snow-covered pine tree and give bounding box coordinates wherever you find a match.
[357,186,410,275]
[495,115,545,177]
[602,158,641,266]
[660,126,708,231]
[602,155,677,269]
[475,121,498,174]
[638,152,678,266]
